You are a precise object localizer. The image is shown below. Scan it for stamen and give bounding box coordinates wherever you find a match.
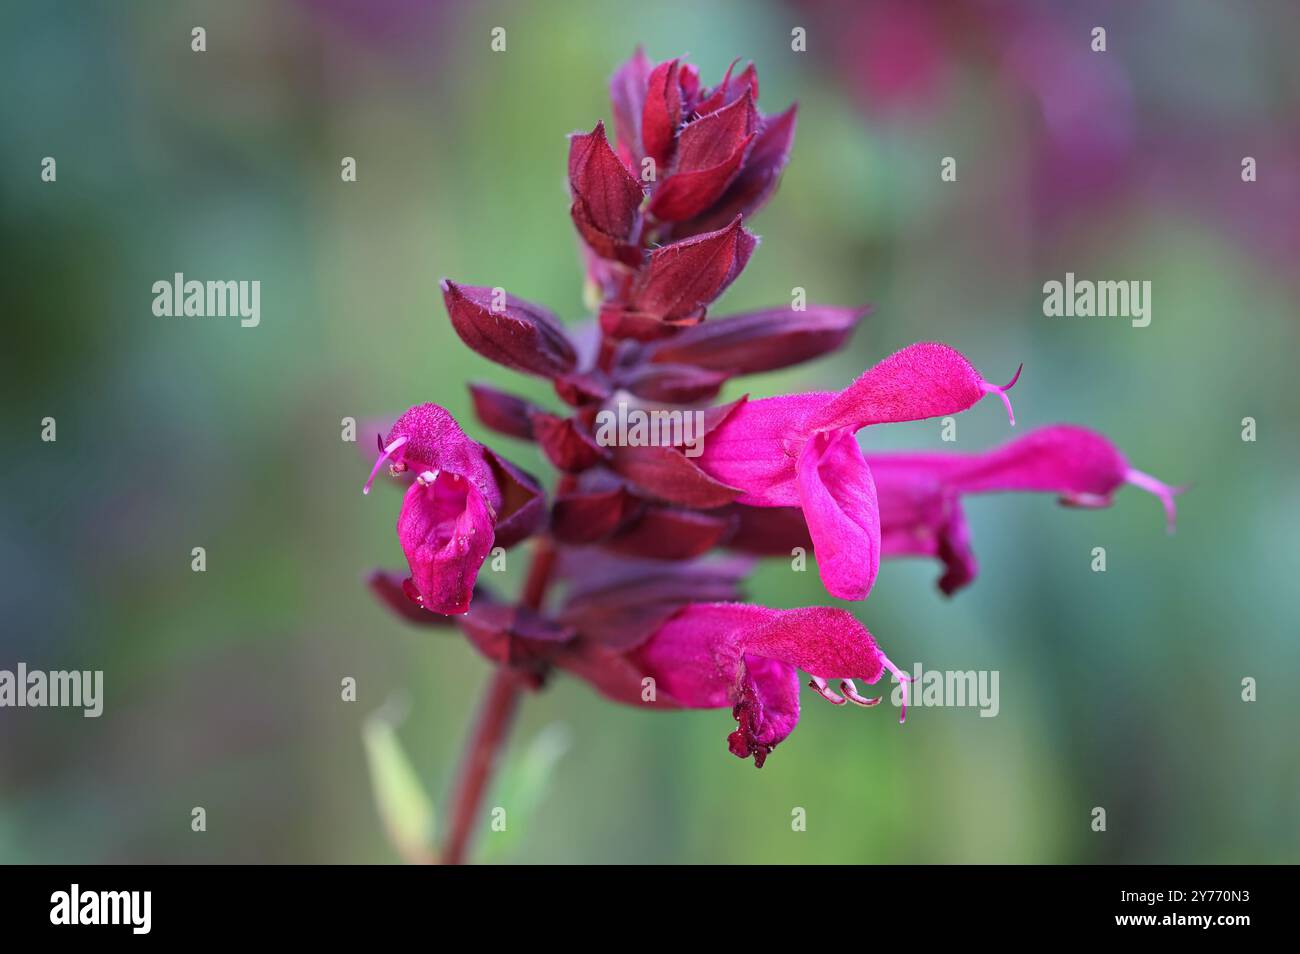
[980,363,1022,427]
[415,469,440,487]
[362,434,409,495]
[1124,468,1185,534]
[809,676,846,706]
[839,679,881,707]
[879,652,913,725]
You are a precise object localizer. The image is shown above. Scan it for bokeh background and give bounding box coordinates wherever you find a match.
[2,0,1298,863]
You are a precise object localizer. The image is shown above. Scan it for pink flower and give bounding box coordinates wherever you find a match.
[624,603,910,767]
[696,341,1022,601]
[870,424,1183,594]
[372,546,911,767]
[363,403,543,615]
[359,48,1190,797]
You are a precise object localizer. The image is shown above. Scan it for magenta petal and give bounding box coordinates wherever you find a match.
[951,426,1185,528]
[695,391,831,506]
[796,429,881,601]
[397,472,496,616]
[946,424,1128,496]
[727,655,801,768]
[742,605,888,684]
[878,493,979,596]
[808,342,1013,432]
[934,503,978,595]
[630,602,895,765]
[632,602,777,709]
[372,403,500,505]
[868,425,1185,594]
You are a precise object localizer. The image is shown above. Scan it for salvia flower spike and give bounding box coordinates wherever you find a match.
[361,49,1185,775]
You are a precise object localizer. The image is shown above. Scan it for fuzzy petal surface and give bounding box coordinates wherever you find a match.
[397,472,496,616]
[796,430,881,601]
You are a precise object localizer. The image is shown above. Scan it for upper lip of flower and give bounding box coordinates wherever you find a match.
[627,602,913,767]
[690,342,1022,601]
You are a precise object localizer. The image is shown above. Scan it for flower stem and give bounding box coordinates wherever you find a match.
[519,536,558,612]
[440,665,522,865]
[439,537,556,865]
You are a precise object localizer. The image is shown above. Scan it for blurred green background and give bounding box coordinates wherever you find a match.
[2,0,1297,863]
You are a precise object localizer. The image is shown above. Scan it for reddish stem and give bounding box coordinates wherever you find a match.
[519,537,558,612]
[439,538,556,865]
[439,665,523,865]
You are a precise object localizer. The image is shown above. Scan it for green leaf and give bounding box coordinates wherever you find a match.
[479,722,572,863]
[362,696,436,864]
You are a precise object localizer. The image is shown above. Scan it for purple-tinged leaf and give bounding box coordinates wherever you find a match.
[559,556,751,650]
[617,215,757,328]
[646,302,866,375]
[648,92,757,221]
[531,411,607,473]
[642,58,685,169]
[618,361,732,403]
[609,443,742,508]
[441,280,577,378]
[456,602,574,672]
[606,506,735,560]
[468,382,537,441]
[481,447,545,548]
[669,104,797,238]
[568,121,644,264]
[551,480,641,544]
